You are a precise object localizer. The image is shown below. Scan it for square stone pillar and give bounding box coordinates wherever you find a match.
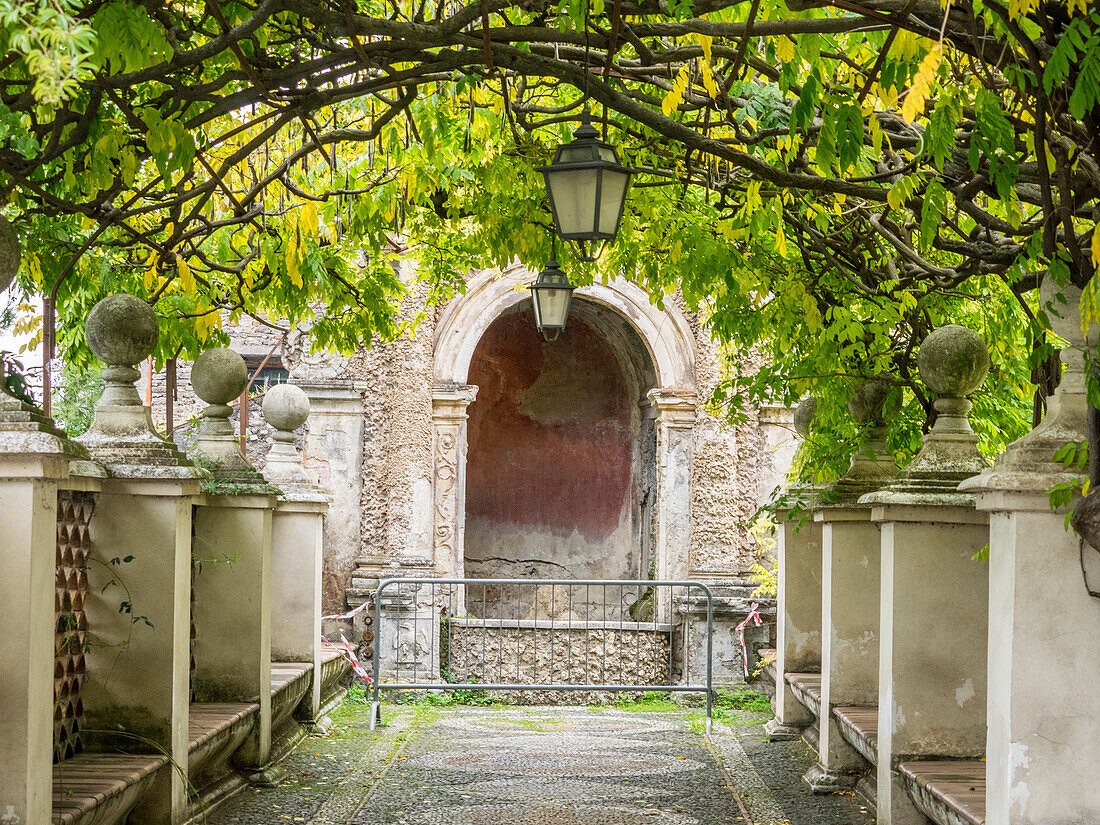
[83,477,199,823]
[766,501,822,738]
[959,280,1100,825]
[0,388,86,825]
[648,390,696,602]
[270,498,326,716]
[262,383,331,722]
[191,493,275,767]
[809,504,881,790]
[871,504,989,824]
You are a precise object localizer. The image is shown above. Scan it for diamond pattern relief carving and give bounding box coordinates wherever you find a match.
[54,490,95,763]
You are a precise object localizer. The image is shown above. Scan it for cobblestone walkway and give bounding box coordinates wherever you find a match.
[352,707,745,824]
[204,700,876,825]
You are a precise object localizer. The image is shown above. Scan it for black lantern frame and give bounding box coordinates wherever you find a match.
[529,249,575,342]
[538,112,633,262]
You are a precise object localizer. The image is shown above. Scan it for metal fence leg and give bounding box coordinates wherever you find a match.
[369,700,384,730]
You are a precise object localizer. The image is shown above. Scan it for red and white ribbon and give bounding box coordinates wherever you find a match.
[322,632,372,684]
[735,602,763,676]
[321,600,372,622]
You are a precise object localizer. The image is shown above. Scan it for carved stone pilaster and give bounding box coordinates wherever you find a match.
[431,384,478,578]
[648,389,697,590]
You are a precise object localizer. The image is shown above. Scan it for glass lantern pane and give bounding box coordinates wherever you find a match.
[531,294,545,328]
[538,288,571,328]
[559,144,599,163]
[597,169,630,235]
[548,169,597,236]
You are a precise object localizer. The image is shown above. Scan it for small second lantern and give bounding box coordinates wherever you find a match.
[529,250,575,341]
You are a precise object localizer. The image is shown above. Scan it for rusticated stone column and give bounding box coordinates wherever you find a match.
[648,389,697,589]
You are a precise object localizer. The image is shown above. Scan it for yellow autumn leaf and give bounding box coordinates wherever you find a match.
[697,34,718,98]
[1091,225,1100,269]
[901,46,942,122]
[775,222,788,257]
[177,257,195,294]
[777,36,794,63]
[300,201,319,237]
[662,63,691,117]
[286,237,303,289]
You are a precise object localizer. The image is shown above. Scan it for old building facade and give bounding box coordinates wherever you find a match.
[156,259,797,619]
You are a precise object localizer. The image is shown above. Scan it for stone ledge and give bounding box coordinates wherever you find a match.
[786,672,822,718]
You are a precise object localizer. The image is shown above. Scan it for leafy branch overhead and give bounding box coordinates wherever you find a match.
[0,0,1091,473]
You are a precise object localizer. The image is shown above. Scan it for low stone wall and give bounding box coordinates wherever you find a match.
[446,620,673,704]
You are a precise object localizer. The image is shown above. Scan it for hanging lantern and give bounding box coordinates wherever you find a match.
[538,111,633,262]
[529,250,575,341]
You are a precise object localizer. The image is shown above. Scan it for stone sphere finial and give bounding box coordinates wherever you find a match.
[0,216,21,294]
[86,294,159,366]
[191,348,248,406]
[917,325,989,399]
[263,383,310,433]
[847,375,896,424]
[793,397,817,439]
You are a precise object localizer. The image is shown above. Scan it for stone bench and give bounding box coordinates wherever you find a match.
[898,760,985,825]
[188,701,260,814]
[759,647,777,681]
[52,753,167,825]
[786,672,822,717]
[833,705,878,766]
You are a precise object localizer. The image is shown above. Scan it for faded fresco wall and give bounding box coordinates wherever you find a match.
[464,308,638,588]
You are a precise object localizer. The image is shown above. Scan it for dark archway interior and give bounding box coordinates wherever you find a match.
[464,299,657,618]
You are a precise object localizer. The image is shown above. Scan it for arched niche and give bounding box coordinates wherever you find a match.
[429,266,699,594]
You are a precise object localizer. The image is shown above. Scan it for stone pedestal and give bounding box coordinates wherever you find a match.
[376,578,442,684]
[810,504,881,791]
[959,279,1100,825]
[767,501,822,739]
[805,378,898,792]
[0,388,87,825]
[188,348,277,770]
[84,478,199,822]
[678,583,774,688]
[872,506,989,823]
[76,294,204,824]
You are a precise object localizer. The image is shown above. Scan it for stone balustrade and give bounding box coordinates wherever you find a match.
[0,284,346,825]
[768,295,1100,825]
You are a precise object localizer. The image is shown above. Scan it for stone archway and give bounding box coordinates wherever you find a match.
[430,265,697,587]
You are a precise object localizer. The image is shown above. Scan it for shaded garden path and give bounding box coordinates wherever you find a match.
[204,699,876,825]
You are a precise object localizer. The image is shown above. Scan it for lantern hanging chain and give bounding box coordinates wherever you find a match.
[583,0,590,117]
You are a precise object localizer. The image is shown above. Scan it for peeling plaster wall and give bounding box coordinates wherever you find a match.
[464,308,640,596]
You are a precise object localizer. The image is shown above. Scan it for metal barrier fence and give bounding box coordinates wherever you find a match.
[369,578,714,732]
